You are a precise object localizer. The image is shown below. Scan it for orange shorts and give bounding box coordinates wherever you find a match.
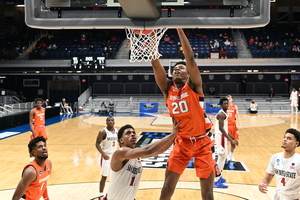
[228,124,238,140]
[30,126,47,140]
[167,135,215,178]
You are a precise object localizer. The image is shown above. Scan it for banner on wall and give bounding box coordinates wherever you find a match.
[205,102,221,114]
[140,102,158,113]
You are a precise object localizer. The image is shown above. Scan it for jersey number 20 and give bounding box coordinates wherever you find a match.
[171,101,188,114]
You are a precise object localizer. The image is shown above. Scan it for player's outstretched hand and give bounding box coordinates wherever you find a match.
[171,117,182,137]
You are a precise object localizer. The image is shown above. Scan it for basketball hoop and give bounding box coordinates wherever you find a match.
[125,27,167,62]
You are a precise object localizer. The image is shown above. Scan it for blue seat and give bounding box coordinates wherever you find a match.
[251,50,258,58]
[269,50,275,58]
[257,50,263,58]
[227,51,232,58]
[274,50,281,58]
[170,51,176,58]
[263,50,270,58]
[281,50,287,58]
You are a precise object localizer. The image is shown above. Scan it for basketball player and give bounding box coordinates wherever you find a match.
[93,117,118,199]
[102,120,181,200]
[226,95,242,169]
[29,98,47,140]
[29,98,47,162]
[205,113,227,188]
[151,28,215,200]
[12,136,52,200]
[214,97,237,188]
[258,128,300,200]
[290,88,298,115]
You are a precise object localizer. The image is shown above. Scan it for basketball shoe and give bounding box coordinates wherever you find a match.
[214,179,228,188]
[228,161,236,170]
[219,176,227,183]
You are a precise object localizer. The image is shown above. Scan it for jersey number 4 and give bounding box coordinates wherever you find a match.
[171,101,188,114]
[280,178,286,186]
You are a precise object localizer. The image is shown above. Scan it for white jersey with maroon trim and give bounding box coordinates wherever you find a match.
[107,158,143,200]
[101,127,118,154]
[267,152,300,199]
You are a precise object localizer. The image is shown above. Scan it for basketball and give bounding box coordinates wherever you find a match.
[133,29,153,35]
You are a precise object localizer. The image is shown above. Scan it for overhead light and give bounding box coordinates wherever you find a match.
[16,5,25,7]
[35,71,40,73]
[0,76,6,78]
[291,70,296,72]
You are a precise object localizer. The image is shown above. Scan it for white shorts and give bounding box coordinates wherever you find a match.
[291,99,298,107]
[273,192,299,200]
[215,133,228,155]
[100,154,112,177]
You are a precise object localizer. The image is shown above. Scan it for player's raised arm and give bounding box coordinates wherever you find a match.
[176,28,203,94]
[151,59,171,97]
[111,121,181,171]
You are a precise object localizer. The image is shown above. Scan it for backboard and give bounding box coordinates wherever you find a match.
[25,0,270,29]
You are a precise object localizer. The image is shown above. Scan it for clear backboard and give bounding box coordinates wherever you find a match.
[25,0,270,29]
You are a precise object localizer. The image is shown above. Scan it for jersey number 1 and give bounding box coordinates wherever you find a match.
[130,177,136,186]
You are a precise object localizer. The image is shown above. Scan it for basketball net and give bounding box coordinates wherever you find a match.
[125,28,167,62]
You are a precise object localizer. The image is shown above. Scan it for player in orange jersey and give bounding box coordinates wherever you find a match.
[29,98,47,140]
[12,136,52,200]
[29,98,47,162]
[152,28,215,200]
[225,95,242,169]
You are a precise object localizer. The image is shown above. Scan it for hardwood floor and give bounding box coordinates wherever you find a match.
[1,113,299,200]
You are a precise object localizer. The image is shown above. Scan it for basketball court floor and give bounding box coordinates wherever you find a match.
[1,112,299,199]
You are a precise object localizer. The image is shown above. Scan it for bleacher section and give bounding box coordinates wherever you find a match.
[244,24,300,59]
[158,29,238,59]
[29,30,126,60]
[84,95,290,115]
[28,28,240,60]
[25,25,300,60]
